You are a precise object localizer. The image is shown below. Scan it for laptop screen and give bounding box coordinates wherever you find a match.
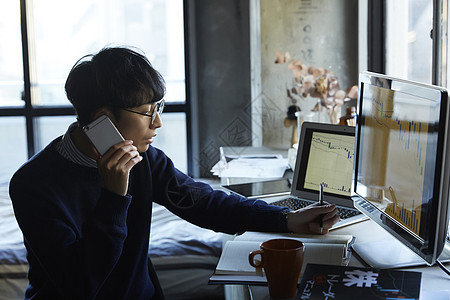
[291,122,355,207]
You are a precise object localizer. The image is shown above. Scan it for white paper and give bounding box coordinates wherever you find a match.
[211,157,289,178]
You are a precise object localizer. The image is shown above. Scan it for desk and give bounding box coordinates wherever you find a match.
[224,220,450,300]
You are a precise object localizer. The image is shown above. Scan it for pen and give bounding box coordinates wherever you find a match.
[319,183,324,233]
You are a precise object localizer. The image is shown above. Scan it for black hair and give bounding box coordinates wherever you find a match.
[65,46,166,126]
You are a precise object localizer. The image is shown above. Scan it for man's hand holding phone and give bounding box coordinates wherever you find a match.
[83,115,143,196]
[97,140,143,196]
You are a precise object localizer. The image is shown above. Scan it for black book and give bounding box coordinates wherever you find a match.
[297,264,421,300]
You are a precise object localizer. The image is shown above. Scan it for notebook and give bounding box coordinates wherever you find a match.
[265,121,367,229]
[209,232,355,285]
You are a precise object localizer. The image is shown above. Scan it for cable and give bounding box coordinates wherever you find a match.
[436,259,450,276]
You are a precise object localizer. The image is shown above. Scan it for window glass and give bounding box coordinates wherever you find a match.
[0,2,24,107]
[34,116,77,152]
[0,0,188,176]
[31,0,185,106]
[0,117,28,182]
[385,0,432,84]
[151,112,187,173]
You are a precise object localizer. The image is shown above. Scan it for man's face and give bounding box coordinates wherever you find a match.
[111,102,163,153]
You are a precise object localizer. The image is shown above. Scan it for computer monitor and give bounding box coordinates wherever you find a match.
[353,71,450,266]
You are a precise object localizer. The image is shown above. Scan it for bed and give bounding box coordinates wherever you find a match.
[0,181,226,300]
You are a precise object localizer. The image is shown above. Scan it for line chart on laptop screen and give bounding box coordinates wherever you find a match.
[304,132,354,196]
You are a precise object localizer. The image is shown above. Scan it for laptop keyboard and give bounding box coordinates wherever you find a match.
[271,197,361,219]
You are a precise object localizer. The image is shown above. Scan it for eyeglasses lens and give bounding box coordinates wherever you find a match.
[151,100,165,124]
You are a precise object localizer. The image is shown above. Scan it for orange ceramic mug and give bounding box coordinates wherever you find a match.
[249,239,304,299]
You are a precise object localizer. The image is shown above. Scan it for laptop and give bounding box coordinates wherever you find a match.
[265,121,367,230]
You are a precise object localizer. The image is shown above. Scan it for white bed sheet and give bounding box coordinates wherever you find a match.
[150,203,225,299]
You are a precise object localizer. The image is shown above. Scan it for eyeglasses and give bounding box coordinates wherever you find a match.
[122,99,165,125]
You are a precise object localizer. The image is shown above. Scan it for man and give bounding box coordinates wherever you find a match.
[9,47,339,299]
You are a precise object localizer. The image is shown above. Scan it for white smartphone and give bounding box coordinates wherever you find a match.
[82,115,125,155]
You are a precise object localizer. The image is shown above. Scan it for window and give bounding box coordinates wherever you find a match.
[367,0,447,87]
[0,2,27,180]
[385,0,433,84]
[0,0,187,182]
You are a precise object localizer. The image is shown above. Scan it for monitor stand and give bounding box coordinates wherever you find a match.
[352,236,450,268]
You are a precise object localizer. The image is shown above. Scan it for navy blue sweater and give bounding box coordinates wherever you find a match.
[9,138,288,299]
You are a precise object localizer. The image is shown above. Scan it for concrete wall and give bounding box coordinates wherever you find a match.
[253,0,359,148]
[187,0,359,176]
[186,0,252,177]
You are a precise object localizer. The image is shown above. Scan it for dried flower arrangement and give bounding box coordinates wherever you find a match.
[275,51,358,124]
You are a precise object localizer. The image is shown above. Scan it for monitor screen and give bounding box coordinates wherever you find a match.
[353,72,450,265]
[298,130,354,197]
[291,122,355,207]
